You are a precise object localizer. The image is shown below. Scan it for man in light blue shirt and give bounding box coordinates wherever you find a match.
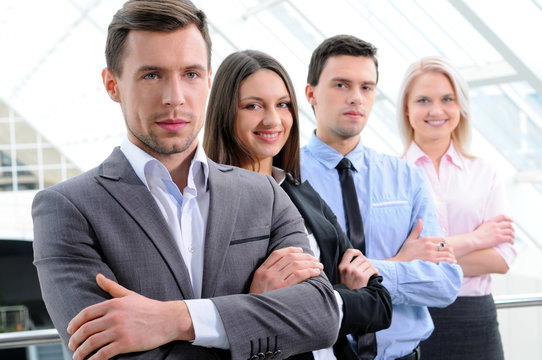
[301,35,463,360]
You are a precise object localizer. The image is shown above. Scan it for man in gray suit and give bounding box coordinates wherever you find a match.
[32,1,339,359]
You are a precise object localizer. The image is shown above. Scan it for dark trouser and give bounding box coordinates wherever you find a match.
[420,294,504,360]
[395,346,420,360]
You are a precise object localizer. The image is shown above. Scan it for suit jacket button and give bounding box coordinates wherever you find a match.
[273,350,282,357]
[249,355,259,360]
[265,351,274,359]
[257,352,265,359]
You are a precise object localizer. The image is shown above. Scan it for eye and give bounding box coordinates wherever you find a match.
[443,96,455,102]
[278,101,290,108]
[362,85,373,92]
[186,71,199,79]
[244,104,262,110]
[416,98,429,104]
[335,82,347,89]
[143,73,159,80]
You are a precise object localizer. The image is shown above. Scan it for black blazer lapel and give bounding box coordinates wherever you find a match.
[280,179,341,283]
[95,147,195,299]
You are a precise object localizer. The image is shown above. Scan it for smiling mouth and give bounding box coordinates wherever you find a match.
[255,132,279,139]
[425,119,447,126]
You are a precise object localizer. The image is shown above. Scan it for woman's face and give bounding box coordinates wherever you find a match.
[406,71,461,146]
[235,69,293,170]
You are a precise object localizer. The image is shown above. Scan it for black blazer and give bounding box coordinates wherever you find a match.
[282,176,392,360]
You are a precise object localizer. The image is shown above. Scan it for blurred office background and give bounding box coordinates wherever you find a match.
[1,0,541,359]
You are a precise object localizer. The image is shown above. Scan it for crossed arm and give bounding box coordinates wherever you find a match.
[391,216,514,277]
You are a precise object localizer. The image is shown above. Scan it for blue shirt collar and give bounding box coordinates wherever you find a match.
[307,132,365,172]
[120,136,209,192]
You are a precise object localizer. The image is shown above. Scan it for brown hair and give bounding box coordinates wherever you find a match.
[203,50,301,182]
[105,0,212,75]
[307,34,379,86]
[397,56,473,158]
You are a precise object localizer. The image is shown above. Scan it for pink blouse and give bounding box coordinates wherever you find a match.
[405,142,516,296]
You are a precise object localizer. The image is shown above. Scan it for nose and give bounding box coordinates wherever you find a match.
[163,76,185,107]
[347,88,362,105]
[262,107,281,127]
[429,102,444,116]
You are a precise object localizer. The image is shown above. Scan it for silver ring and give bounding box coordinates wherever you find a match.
[437,242,445,251]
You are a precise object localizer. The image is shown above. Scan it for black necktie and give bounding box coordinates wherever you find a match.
[336,157,377,360]
[336,157,365,253]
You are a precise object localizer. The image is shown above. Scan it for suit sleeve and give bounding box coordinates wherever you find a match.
[211,176,340,360]
[334,275,392,338]
[32,188,119,346]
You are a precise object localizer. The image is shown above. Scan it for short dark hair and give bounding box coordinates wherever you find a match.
[203,50,301,182]
[106,0,212,75]
[307,35,379,86]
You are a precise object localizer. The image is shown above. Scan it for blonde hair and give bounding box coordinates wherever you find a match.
[397,56,473,158]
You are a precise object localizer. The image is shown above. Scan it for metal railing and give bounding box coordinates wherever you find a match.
[1,293,541,350]
[494,292,542,309]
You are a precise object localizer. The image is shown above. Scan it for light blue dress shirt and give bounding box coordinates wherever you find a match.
[301,134,463,360]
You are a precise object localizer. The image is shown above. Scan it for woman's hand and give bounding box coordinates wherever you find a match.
[338,248,378,290]
[472,214,515,249]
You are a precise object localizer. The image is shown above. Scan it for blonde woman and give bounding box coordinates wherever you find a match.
[396,56,516,359]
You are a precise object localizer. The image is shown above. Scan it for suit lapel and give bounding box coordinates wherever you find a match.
[281,180,339,283]
[95,148,195,299]
[201,160,240,298]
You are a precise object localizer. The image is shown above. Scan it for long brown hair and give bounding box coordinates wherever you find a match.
[203,50,301,181]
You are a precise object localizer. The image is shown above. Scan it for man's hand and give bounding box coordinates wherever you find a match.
[67,274,194,360]
[249,247,323,294]
[472,215,515,249]
[391,219,456,264]
[338,248,378,290]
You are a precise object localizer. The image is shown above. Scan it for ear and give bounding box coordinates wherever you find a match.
[305,84,317,106]
[102,68,120,103]
[208,67,212,89]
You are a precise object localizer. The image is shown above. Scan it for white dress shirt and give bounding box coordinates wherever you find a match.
[120,137,229,349]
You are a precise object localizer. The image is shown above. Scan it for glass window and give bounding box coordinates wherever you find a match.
[15,148,39,167]
[14,121,36,144]
[0,123,10,145]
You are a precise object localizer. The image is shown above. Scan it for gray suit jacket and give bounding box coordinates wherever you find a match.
[32,147,339,360]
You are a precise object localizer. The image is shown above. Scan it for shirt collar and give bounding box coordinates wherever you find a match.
[405,142,430,166]
[444,141,464,170]
[307,131,365,172]
[405,141,464,170]
[120,136,209,192]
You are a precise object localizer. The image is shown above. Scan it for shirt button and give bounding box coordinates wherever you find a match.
[188,246,195,253]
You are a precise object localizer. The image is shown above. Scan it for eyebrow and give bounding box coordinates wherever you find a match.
[239,95,290,102]
[330,77,376,85]
[135,64,207,74]
[413,93,455,98]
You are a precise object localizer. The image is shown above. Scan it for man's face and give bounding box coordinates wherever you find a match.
[103,24,211,158]
[306,55,377,145]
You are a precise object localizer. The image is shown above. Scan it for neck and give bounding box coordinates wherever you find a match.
[155,143,198,192]
[242,157,273,176]
[415,136,451,172]
[316,130,360,156]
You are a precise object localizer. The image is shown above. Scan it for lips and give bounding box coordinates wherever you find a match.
[254,131,281,143]
[425,119,447,127]
[343,109,365,119]
[156,119,188,132]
